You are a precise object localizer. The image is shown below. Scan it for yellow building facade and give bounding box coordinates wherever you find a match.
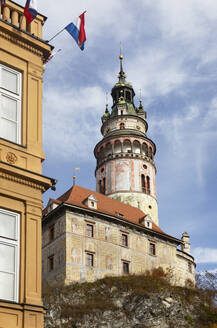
[0,1,54,327]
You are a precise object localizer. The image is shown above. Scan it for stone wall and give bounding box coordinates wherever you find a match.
[42,209,195,286]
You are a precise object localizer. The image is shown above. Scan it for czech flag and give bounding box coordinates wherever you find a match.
[65,11,86,51]
[24,0,38,24]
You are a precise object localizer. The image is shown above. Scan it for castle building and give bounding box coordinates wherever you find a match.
[0,2,54,327]
[42,55,196,287]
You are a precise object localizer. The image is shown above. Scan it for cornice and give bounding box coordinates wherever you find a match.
[0,161,56,192]
[0,170,46,191]
[95,152,156,173]
[0,23,51,61]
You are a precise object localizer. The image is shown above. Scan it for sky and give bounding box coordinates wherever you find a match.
[19,0,217,272]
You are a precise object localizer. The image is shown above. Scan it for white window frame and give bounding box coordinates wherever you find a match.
[0,208,20,302]
[0,64,22,144]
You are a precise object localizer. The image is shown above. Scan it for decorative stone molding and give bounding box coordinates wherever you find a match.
[6,152,17,165]
[0,171,46,192]
[0,29,45,60]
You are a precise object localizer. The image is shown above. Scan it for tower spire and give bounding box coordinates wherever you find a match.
[118,43,126,83]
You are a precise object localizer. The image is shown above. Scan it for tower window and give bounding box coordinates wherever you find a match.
[147,176,151,194]
[99,179,106,194]
[188,262,192,273]
[141,174,146,192]
[120,122,125,129]
[142,143,148,156]
[143,164,147,169]
[149,147,153,159]
[0,64,22,144]
[0,208,20,302]
[125,90,131,102]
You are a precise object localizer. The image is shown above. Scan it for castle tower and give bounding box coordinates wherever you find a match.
[0,1,55,327]
[94,55,158,225]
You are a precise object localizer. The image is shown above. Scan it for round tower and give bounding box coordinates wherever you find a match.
[94,55,159,225]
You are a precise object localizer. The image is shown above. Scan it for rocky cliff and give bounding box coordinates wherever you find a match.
[43,270,217,328]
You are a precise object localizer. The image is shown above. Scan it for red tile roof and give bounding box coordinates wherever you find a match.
[44,185,175,238]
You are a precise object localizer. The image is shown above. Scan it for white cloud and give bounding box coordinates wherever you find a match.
[43,86,104,161]
[192,248,217,264]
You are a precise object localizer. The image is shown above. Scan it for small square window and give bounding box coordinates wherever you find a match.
[150,242,156,256]
[86,224,94,238]
[122,233,128,247]
[49,225,55,242]
[123,261,129,273]
[48,255,54,271]
[86,253,94,267]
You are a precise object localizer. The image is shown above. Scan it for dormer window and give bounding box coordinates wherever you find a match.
[46,199,58,214]
[139,215,153,229]
[117,103,127,115]
[85,194,98,209]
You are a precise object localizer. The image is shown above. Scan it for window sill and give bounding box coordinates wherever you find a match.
[0,137,26,149]
[149,254,157,257]
[121,245,129,248]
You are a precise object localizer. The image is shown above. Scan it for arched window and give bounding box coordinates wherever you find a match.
[99,146,104,159]
[120,123,125,129]
[103,177,106,194]
[133,140,141,154]
[114,140,122,153]
[123,140,131,153]
[142,143,148,155]
[149,147,153,159]
[146,176,150,194]
[141,174,146,192]
[99,179,106,194]
[104,143,112,157]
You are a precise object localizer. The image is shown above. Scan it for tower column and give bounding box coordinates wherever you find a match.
[94,54,159,225]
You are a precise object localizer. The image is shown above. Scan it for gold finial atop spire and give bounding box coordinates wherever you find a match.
[106,92,108,107]
[139,88,142,104]
[119,42,123,60]
[118,43,126,82]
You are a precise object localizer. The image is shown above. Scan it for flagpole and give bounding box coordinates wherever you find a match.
[47,27,66,43]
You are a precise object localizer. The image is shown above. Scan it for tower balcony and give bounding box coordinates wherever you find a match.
[96,152,156,171]
[0,0,46,39]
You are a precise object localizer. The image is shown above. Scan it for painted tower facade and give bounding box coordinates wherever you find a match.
[94,55,158,225]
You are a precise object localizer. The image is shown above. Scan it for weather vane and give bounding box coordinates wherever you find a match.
[73,167,80,186]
